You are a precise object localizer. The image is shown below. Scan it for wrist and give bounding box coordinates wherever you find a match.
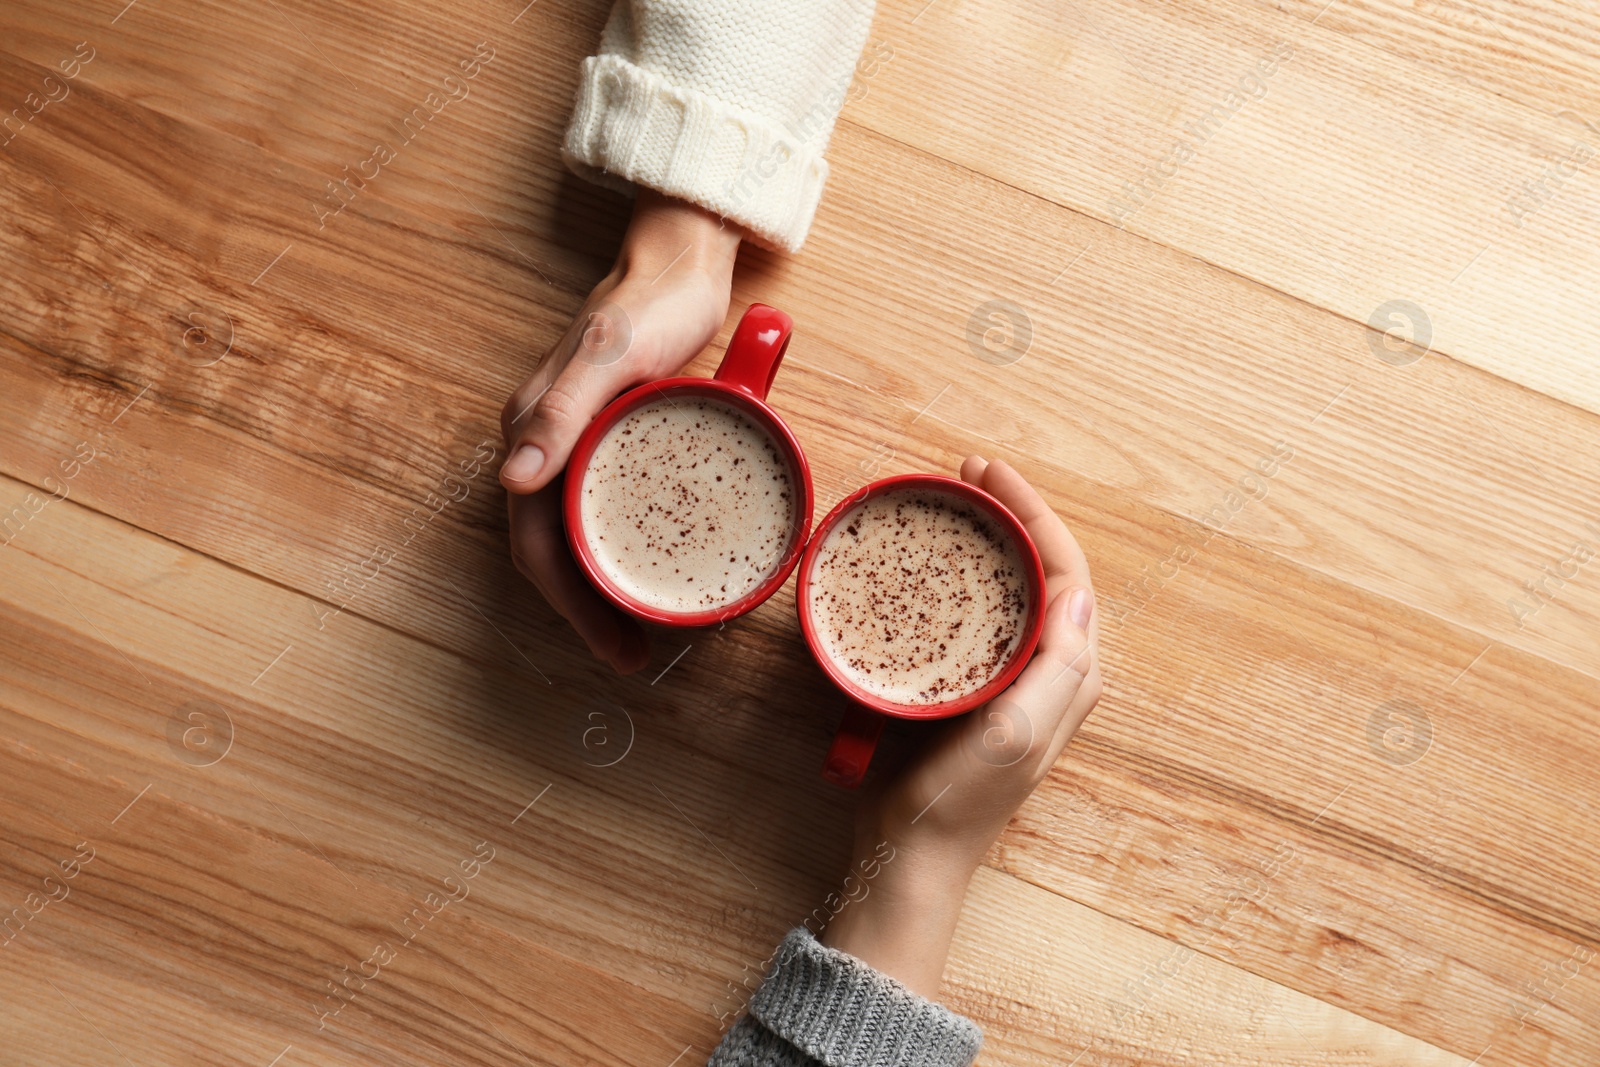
[616,187,740,286]
[819,840,977,1000]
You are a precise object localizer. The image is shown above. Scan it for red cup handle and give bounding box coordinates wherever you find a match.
[822,703,885,788]
[714,304,793,401]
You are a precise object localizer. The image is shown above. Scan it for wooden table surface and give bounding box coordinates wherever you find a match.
[2,1,1597,1064]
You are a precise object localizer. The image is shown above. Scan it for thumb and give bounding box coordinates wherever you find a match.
[501,303,638,495]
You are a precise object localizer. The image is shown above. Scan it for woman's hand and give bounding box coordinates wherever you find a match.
[821,456,1102,998]
[499,190,741,673]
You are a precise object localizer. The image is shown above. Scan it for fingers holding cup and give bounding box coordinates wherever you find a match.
[507,486,649,673]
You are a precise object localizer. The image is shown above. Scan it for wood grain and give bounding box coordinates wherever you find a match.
[0,471,1475,1066]
[2,0,1596,1065]
[852,0,1600,414]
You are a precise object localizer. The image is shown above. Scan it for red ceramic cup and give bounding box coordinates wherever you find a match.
[563,304,814,627]
[796,474,1048,787]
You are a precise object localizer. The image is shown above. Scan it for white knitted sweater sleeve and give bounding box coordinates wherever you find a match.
[562,0,880,253]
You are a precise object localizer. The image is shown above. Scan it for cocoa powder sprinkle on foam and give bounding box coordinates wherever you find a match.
[807,490,1027,705]
[579,397,797,613]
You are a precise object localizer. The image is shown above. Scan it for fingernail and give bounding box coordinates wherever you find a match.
[502,444,544,483]
[1068,587,1094,629]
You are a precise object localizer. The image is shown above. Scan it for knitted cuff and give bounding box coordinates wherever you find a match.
[562,53,829,254]
[706,1014,824,1067]
[747,927,984,1067]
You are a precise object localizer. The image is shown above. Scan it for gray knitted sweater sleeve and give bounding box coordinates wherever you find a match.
[706,927,984,1067]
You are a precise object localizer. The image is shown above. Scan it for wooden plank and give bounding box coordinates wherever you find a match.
[0,743,704,1067]
[0,471,858,1011]
[1277,0,1600,119]
[847,0,1600,416]
[0,0,619,274]
[3,426,1596,1066]
[0,747,1472,1067]
[0,479,1475,1065]
[949,867,1473,1067]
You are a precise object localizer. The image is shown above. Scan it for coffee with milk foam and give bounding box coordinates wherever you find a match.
[580,395,797,614]
[807,488,1029,705]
